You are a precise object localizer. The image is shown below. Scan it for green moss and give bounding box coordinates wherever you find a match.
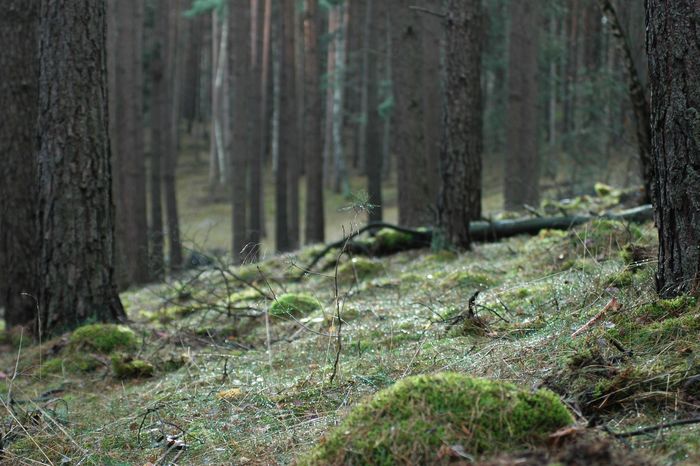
[602,270,634,288]
[39,352,102,375]
[269,293,322,318]
[300,373,573,465]
[70,324,137,354]
[111,353,154,379]
[338,257,383,281]
[374,228,416,252]
[442,270,496,290]
[423,250,457,263]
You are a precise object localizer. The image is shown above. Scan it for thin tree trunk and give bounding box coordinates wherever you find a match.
[37,0,125,332]
[323,8,338,189]
[0,0,39,328]
[304,0,325,243]
[365,0,383,224]
[646,0,700,297]
[248,0,264,260]
[284,0,300,250]
[209,10,221,190]
[275,2,290,252]
[332,3,350,195]
[230,0,252,264]
[437,0,483,249]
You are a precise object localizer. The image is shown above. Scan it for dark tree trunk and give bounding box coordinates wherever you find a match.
[436,0,483,249]
[646,0,700,297]
[249,0,264,260]
[597,0,653,204]
[391,0,438,227]
[366,0,383,224]
[275,2,291,252]
[304,0,325,244]
[37,0,125,333]
[504,0,540,210]
[163,1,183,270]
[283,0,300,250]
[0,0,39,329]
[112,0,150,285]
[230,0,252,264]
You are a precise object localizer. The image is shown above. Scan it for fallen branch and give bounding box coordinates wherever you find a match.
[571,297,621,338]
[613,416,700,438]
[301,205,654,274]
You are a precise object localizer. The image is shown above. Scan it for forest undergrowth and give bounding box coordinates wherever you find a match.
[1,190,699,465]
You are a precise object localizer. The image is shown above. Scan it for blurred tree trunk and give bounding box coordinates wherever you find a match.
[249,0,264,260]
[322,8,338,189]
[365,0,383,224]
[182,13,204,134]
[209,10,222,190]
[229,0,251,264]
[112,0,150,285]
[149,3,166,278]
[391,0,437,227]
[281,0,300,250]
[646,0,700,297]
[0,0,39,328]
[345,0,363,169]
[504,0,540,210]
[421,0,443,203]
[37,0,125,333]
[332,3,350,195]
[597,0,653,204]
[304,0,325,244]
[163,1,183,270]
[275,2,290,252]
[437,0,483,249]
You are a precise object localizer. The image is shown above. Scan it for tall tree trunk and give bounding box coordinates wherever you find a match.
[344,0,363,169]
[275,2,291,252]
[322,8,338,189]
[283,0,300,249]
[421,0,443,201]
[37,0,125,333]
[0,0,39,329]
[230,0,252,264]
[646,0,700,297]
[366,0,383,224]
[597,0,653,204]
[504,0,540,210]
[209,10,221,190]
[249,0,264,260]
[163,0,183,270]
[437,0,483,249]
[391,0,436,227]
[304,0,325,243]
[113,0,150,285]
[332,3,350,195]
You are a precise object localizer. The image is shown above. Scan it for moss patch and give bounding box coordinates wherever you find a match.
[338,257,383,281]
[300,373,573,465]
[111,353,154,379]
[269,293,322,318]
[70,324,137,354]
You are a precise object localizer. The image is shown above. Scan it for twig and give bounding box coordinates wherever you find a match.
[613,417,700,438]
[571,297,620,338]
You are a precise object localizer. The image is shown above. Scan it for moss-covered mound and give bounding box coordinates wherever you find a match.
[337,257,382,281]
[111,353,154,379]
[269,293,322,318]
[69,324,137,354]
[300,373,573,465]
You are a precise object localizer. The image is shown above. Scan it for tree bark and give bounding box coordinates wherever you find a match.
[275,1,291,252]
[391,0,438,227]
[112,0,150,285]
[646,0,700,297]
[437,0,483,249]
[366,0,383,224]
[230,0,252,264]
[37,0,125,333]
[0,0,39,328]
[504,0,540,210]
[304,0,325,243]
[249,0,264,260]
[283,0,300,249]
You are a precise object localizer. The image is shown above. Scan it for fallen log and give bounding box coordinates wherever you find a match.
[302,205,653,274]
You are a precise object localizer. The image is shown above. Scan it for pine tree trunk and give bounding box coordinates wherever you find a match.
[304,0,325,243]
[209,10,221,190]
[230,0,252,264]
[284,0,300,249]
[391,0,436,227]
[504,0,540,210]
[113,0,150,285]
[0,0,39,328]
[646,0,700,297]
[437,0,483,249]
[275,2,291,252]
[37,0,125,333]
[249,0,264,259]
[365,0,383,224]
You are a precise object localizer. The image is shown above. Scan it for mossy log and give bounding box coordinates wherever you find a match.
[303,205,653,273]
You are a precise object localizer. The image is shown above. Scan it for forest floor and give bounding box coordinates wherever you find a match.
[2,186,700,465]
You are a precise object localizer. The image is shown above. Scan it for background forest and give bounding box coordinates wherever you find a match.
[1,0,699,465]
